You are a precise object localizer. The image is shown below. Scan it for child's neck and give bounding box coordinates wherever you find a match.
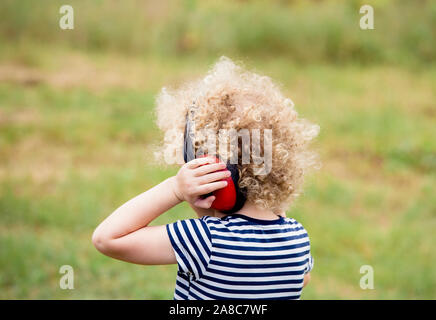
[215,202,285,220]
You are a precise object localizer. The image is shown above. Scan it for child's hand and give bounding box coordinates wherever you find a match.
[171,156,231,209]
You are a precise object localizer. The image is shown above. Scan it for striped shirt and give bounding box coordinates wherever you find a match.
[166,214,314,300]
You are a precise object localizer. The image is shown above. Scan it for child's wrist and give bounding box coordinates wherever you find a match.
[168,176,184,202]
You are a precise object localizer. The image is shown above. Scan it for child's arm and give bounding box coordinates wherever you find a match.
[303,272,311,287]
[92,156,229,265]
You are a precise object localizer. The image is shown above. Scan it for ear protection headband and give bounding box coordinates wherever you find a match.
[183,105,246,213]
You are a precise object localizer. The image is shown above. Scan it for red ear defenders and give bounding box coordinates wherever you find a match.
[183,107,246,213]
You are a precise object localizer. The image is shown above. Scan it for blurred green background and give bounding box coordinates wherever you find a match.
[0,0,435,299]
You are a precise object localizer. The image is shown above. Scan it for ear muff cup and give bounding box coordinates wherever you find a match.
[183,109,246,213]
[197,155,246,213]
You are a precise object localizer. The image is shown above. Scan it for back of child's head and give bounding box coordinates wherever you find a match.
[155,56,319,213]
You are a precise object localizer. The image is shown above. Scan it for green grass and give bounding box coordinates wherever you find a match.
[0,48,434,299]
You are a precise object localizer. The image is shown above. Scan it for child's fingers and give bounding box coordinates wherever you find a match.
[193,195,216,209]
[186,156,218,169]
[198,170,231,185]
[196,180,228,195]
[193,162,227,177]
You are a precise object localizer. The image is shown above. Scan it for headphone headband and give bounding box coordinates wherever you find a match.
[183,106,196,163]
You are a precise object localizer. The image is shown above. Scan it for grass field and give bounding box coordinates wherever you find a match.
[0,0,435,299]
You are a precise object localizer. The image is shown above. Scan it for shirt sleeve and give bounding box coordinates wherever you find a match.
[304,254,314,274]
[299,221,314,274]
[166,217,212,280]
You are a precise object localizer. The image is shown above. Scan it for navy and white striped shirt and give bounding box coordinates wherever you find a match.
[166,214,314,300]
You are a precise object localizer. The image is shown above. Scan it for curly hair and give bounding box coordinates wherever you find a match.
[154,56,319,213]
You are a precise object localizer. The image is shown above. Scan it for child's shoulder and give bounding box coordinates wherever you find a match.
[198,215,222,225]
[283,216,306,227]
[200,214,307,230]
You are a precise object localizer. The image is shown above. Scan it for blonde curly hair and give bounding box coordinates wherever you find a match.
[154,56,319,213]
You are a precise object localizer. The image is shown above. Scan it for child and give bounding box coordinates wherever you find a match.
[92,57,319,299]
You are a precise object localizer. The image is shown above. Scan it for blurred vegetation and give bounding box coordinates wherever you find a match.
[0,0,435,299]
[0,0,435,65]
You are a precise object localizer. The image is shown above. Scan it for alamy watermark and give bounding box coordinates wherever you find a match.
[58,4,374,31]
[59,5,74,30]
[360,5,374,30]
[59,265,74,290]
[165,128,273,175]
[359,265,374,290]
